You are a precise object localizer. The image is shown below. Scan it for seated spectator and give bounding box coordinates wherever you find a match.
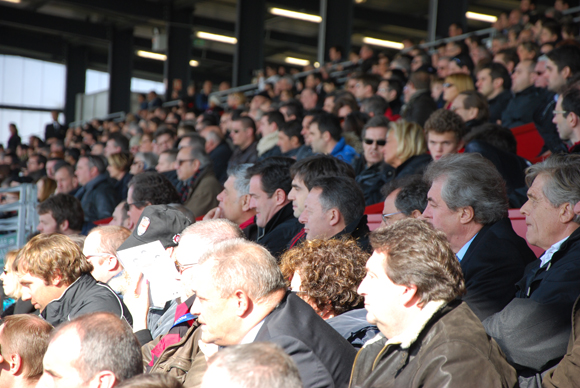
[126,172,181,230]
[257,111,283,160]
[246,157,302,258]
[378,78,404,119]
[36,176,56,202]
[37,193,84,235]
[16,234,132,327]
[350,219,518,387]
[202,343,302,388]
[175,146,221,218]
[300,88,319,111]
[0,315,52,388]
[104,132,130,157]
[354,116,389,205]
[153,127,177,155]
[277,120,304,158]
[423,154,537,320]
[299,176,369,251]
[484,155,580,384]
[502,59,541,128]
[130,152,158,175]
[308,112,358,164]
[155,149,179,187]
[450,90,490,131]
[353,74,381,102]
[24,153,46,183]
[442,73,475,109]
[75,155,119,224]
[1,250,35,317]
[448,53,474,75]
[281,239,378,348]
[107,152,133,201]
[82,225,131,285]
[380,174,429,228]
[203,164,257,239]
[279,99,304,122]
[401,71,437,127]
[38,312,142,388]
[382,120,431,186]
[476,62,512,124]
[494,48,519,74]
[110,201,133,230]
[228,117,258,169]
[293,110,320,161]
[188,239,356,387]
[199,126,232,184]
[554,86,580,153]
[139,133,154,153]
[424,109,465,161]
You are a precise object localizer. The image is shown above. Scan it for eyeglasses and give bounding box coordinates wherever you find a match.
[174,260,196,274]
[176,159,195,166]
[553,110,569,116]
[124,201,148,211]
[443,83,454,88]
[85,253,111,260]
[132,160,143,166]
[364,138,387,146]
[450,105,464,112]
[382,211,403,223]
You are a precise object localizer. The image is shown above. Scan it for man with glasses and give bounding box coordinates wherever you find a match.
[175,145,221,218]
[380,175,428,228]
[553,87,580,153]
[354,116,390,206]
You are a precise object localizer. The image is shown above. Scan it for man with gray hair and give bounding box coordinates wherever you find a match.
[204,164,257,239]
[175,145,222,218]
[484,154,580,385]
[422,153,536,320]
[186,239,355,388]
[201,343,302,388]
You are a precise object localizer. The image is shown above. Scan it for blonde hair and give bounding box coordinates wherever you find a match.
[4,249,22,298]
[387,120,427,163]
[445,73,474,94]
[37,177,56,203]
[108,152,133,172]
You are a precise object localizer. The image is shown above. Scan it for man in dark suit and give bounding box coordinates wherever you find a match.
[44,110,66,141]
[189,239,356,388]
[422,153,536,320]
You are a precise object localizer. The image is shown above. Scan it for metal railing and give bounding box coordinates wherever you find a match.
[0,184,38,265]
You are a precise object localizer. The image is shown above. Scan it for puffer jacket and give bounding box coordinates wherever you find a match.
[349,300,518,388]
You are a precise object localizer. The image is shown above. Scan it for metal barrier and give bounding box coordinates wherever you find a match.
[0,184,38,266]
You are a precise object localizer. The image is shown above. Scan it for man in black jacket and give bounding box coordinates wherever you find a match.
[423,154,536,320]
[189,239,356,388]
[246,157,302,258]
[16,234,132,327]
[401,70,437,127]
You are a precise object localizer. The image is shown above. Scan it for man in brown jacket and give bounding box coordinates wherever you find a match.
[350,219,518,388]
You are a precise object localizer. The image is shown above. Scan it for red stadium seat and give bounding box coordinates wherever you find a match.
[511,123,545,164]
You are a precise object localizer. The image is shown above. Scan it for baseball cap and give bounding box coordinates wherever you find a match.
[118,204,193,251]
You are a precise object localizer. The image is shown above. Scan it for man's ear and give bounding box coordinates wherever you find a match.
[274,188,287,206]
[232,290,251,318]
[240,194,252,212]
[322,131,332,143]
[492,77,504,90]
[562,66,572,80]
[5,353,23,375]
[58,219,70,233]
[560,202,576,224]
[410,209,423,219]
[88,370,117,388]
[459,206,475,224]
[327,208,342,227]
[401,284,419,307]
[467,107,479,121]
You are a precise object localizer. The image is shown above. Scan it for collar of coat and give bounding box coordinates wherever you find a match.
[363,300,446,350]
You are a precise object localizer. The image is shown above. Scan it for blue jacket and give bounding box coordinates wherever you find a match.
[330,137,358,165]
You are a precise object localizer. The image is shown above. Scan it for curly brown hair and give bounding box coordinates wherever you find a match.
[423,109,466,141]
[279,238,368,316]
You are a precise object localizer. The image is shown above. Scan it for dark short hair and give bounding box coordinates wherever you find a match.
[233,116,257,137]
[37,194,84,232]
[246,157,295,196]
[546,44,580,75]
[54,162,75,177]
[280,120,304,145]
[381,175,429,215]
[354,74,381,93]
[309,176,365,226]
[108,133,129,152]
[154,127,177,140]
[279,100,305,122]
[384,78,404,98]
[423,109,465,140]
[459,90,490,122]
[290,155,355,189]
[361,95,388,117]
[310,112,342,141]
[127,171,181,207]
[496,48,519,68]
[562,84,580,120]
[51,312,142,383]
[264,111,286,129]
[30,153,47,167]
[409,71,431,90]
[482,62,512,91]
[464,123,518,154]
[370,218,466,306]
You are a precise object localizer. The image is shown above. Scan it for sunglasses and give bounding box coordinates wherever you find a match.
[124,201,148,211]
[364,138,387,146]
[174,260,196,274]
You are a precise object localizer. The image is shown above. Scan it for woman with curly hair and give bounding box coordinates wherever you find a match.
[280,238,379,348]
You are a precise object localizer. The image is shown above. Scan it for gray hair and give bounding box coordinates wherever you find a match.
[525,154,580,224]
[198,239,286,301]
[204,342,302,388]
[183,146,211,169]
[84,155,107,174]
[135,152,158,169]
[178,219,243,266]
[424,153,508,224]
[227,163,253,197]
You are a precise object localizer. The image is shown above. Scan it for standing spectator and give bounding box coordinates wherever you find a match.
[44,110,66,141]
[7,123,20,153]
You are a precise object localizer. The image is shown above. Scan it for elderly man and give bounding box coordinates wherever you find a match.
[75,155,119,224]
[16,234,132,327]
[0,315,53,388]
[37,312,142,388]
[299,176,369,251]
[351,219,518,387]
[246,157,302,258]
[422,154,536,320]
[175,145,221,218]
[189,239,356,388]
[484,154,580,384]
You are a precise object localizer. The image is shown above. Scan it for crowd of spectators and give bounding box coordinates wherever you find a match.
[3,0,580,387]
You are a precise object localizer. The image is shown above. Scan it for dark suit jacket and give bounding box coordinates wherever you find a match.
[255,292,356,388]
[461,218,536,321]
[45,121,66,141]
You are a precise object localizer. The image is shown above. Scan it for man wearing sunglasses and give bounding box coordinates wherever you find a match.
[354,116,391,206]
